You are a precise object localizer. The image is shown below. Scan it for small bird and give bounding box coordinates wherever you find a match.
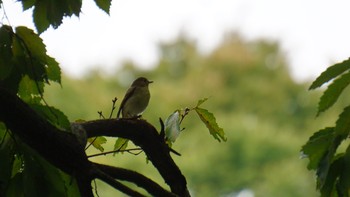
[117,77,153,118]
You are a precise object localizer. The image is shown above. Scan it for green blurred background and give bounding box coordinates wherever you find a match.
[43,33,343,196]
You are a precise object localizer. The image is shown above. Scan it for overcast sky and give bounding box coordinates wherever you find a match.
[2,0,350,82]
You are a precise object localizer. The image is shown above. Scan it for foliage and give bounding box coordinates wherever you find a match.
[164,97,226,145]
[0,1,224,196]
[302,59,350,196]
[0,6,74,195]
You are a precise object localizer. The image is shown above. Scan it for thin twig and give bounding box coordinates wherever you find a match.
[109,97,118,119]
[88,148,143,158]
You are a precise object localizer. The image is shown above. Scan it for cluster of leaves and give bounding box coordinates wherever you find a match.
[2,0,112,33]
[0,0,226,195]
[0,20,80,195]
[164,98,226,145]
[302,58,350,196]
[0,25,69,128]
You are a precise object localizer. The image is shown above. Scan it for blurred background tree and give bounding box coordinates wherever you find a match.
[44,33,340,196]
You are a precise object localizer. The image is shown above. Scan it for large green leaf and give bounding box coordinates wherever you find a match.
[31,0,82,33]
[309,58,350,90]
[317,71,350,115]
[301,127,335,170]
[33,1,50,34]
[195,107,227,142]
[15,26,47,63]
[14,27,49,83]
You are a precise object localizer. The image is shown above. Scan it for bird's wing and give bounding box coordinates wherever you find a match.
[117,86,137,118]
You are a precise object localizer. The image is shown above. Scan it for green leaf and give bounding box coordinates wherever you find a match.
[301,127,335,170]
[21,0,36,10]
[334,106,350,138]
[88,136,107,152]
[32,0,82,33]
[196,97,209,107]
[317,71,350,115]
[316,136,343,190]
[33,2,50,34]
[337,146,350,197]
[29,104,71,130]
[59,171,81,197]
[113,138,129,154]
[94,0,112,14]
[0,25,14,80]
[15,26,47,63]
[195,107,227,142]
[309,58,350,90]
[18,75,44,102]
[46,56,61,84]
[165,111,181,143]
[319,156,344,197]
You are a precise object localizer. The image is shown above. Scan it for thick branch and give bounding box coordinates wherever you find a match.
[94,169,146,197]
[81,119,190,197]
[95,163,176,197]
[0,88,89,175]
[0,88,94,196]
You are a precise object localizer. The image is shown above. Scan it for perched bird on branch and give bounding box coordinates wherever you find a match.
[117,77,153,118]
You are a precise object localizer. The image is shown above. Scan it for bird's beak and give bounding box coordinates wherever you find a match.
[148,80,154,84]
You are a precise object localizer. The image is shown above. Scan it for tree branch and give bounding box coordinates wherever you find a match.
[93,168,146,197]
[94,163,177,197]
[81,119,190,197]
[0,87,190,197]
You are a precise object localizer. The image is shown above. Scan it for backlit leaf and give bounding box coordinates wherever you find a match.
[309,58,350,90]
[317,71,350,115]
[195,107,226,142]
[18,75,44,102]
[113,138,129,154]
[165,111,181,142]
[15,26,47,63]
[88,137,107,152]
[196,97,209,107]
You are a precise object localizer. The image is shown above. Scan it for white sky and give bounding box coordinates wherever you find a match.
[2,0,350,82]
